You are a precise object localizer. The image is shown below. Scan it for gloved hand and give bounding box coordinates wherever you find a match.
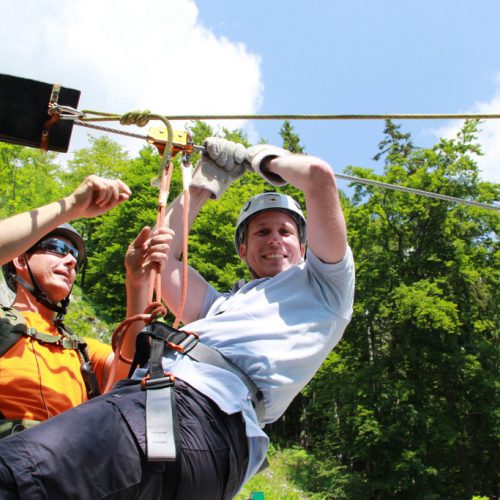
[191,137,247,199]
[245,144,291,186]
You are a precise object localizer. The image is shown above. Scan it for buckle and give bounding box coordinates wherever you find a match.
[141,372,175,390]
[167,330,199,353]
[25,327,38,339]
[61,338,80,349]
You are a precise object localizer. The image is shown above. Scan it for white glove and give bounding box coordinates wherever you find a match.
[245,144,291,186]
[191,138,247,199]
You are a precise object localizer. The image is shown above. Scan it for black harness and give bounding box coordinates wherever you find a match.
[130,320,265,461]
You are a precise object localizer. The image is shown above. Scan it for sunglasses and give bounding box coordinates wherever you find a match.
[32,238,83,269]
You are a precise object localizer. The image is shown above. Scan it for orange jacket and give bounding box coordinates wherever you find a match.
[0,311,111,421]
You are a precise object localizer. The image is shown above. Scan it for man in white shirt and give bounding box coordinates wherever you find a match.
[0,139,355,500]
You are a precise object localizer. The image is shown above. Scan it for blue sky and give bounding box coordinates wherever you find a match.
[194,0,500,183]
[1,0,499,187]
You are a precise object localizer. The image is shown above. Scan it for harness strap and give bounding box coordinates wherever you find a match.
[0,306,80,350]
[144,377,178,461]
[133,321,265,424]
[0,419,40,439]
[0,307,26,356]
[186,341,265,423]
[142,336,179,461]
[24,327,80,349]
[0,305,101,399]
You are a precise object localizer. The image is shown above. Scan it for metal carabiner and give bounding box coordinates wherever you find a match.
[50,104,85,120]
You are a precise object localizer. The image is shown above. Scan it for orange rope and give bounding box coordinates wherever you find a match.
[147,161,174,304]
[103,152,194,393]
[173,185,190,329]
[104,302,166,393]
[104,160,175,393]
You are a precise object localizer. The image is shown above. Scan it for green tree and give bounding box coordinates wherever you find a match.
[81,123,260,322]
[302,120,499,499]
[83,144,166,322]
[59,136,132,290]
[61,134,131,182]
[0,143,61,218]
[279,120,305,154]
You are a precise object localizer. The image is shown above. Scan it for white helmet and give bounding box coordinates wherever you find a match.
[234,192,306,255]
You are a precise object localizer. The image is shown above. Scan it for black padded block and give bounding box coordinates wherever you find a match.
[0,74,81,152]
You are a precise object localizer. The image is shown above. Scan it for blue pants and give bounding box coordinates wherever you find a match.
[0,379,248,499]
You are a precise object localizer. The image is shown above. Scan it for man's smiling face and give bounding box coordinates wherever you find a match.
[239,210,305,279]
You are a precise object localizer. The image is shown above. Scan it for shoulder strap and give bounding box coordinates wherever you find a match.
[0,306,84,352]
[0,306,101,399]
[0,306,27,356]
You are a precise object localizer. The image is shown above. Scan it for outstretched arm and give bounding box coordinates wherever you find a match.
[161,138,247,325]
[247,147,347,264]
[0,175,131,265]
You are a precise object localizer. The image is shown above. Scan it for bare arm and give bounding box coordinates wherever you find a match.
[0,175,131,265]
[160,186,212,325]
[158,138,247,325]
[103,226,174,381]
[262,155,347,264]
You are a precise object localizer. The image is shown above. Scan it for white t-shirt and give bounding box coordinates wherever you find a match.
[151,246,355,485]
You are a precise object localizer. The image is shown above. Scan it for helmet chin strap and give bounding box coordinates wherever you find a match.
[14,255,70,317]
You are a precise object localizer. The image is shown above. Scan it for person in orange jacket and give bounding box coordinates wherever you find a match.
[0,174,173,436]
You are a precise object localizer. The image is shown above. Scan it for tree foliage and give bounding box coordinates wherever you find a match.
[0,143,61,218]
[0,120,498,499]
[280,120,305,154]
[300,120,499,499]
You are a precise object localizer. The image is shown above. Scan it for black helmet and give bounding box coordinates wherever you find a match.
[2,223,85,318]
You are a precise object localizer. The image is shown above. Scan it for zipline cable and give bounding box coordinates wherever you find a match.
[335,173,499,211]
[79,112,500,121]
[73,119,499,212]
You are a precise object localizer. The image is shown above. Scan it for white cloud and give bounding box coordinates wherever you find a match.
[432,80,500,184]
[0,0,263,154]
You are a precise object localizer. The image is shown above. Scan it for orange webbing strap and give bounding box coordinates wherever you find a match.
[40,83,61,151]
[147,157,174,304]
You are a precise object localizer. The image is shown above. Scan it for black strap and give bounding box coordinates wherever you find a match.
[58,320,101,399]
[0,307,26,356]
[130,321,265,423]
[13,270,67,316]
[129,322,167,377]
